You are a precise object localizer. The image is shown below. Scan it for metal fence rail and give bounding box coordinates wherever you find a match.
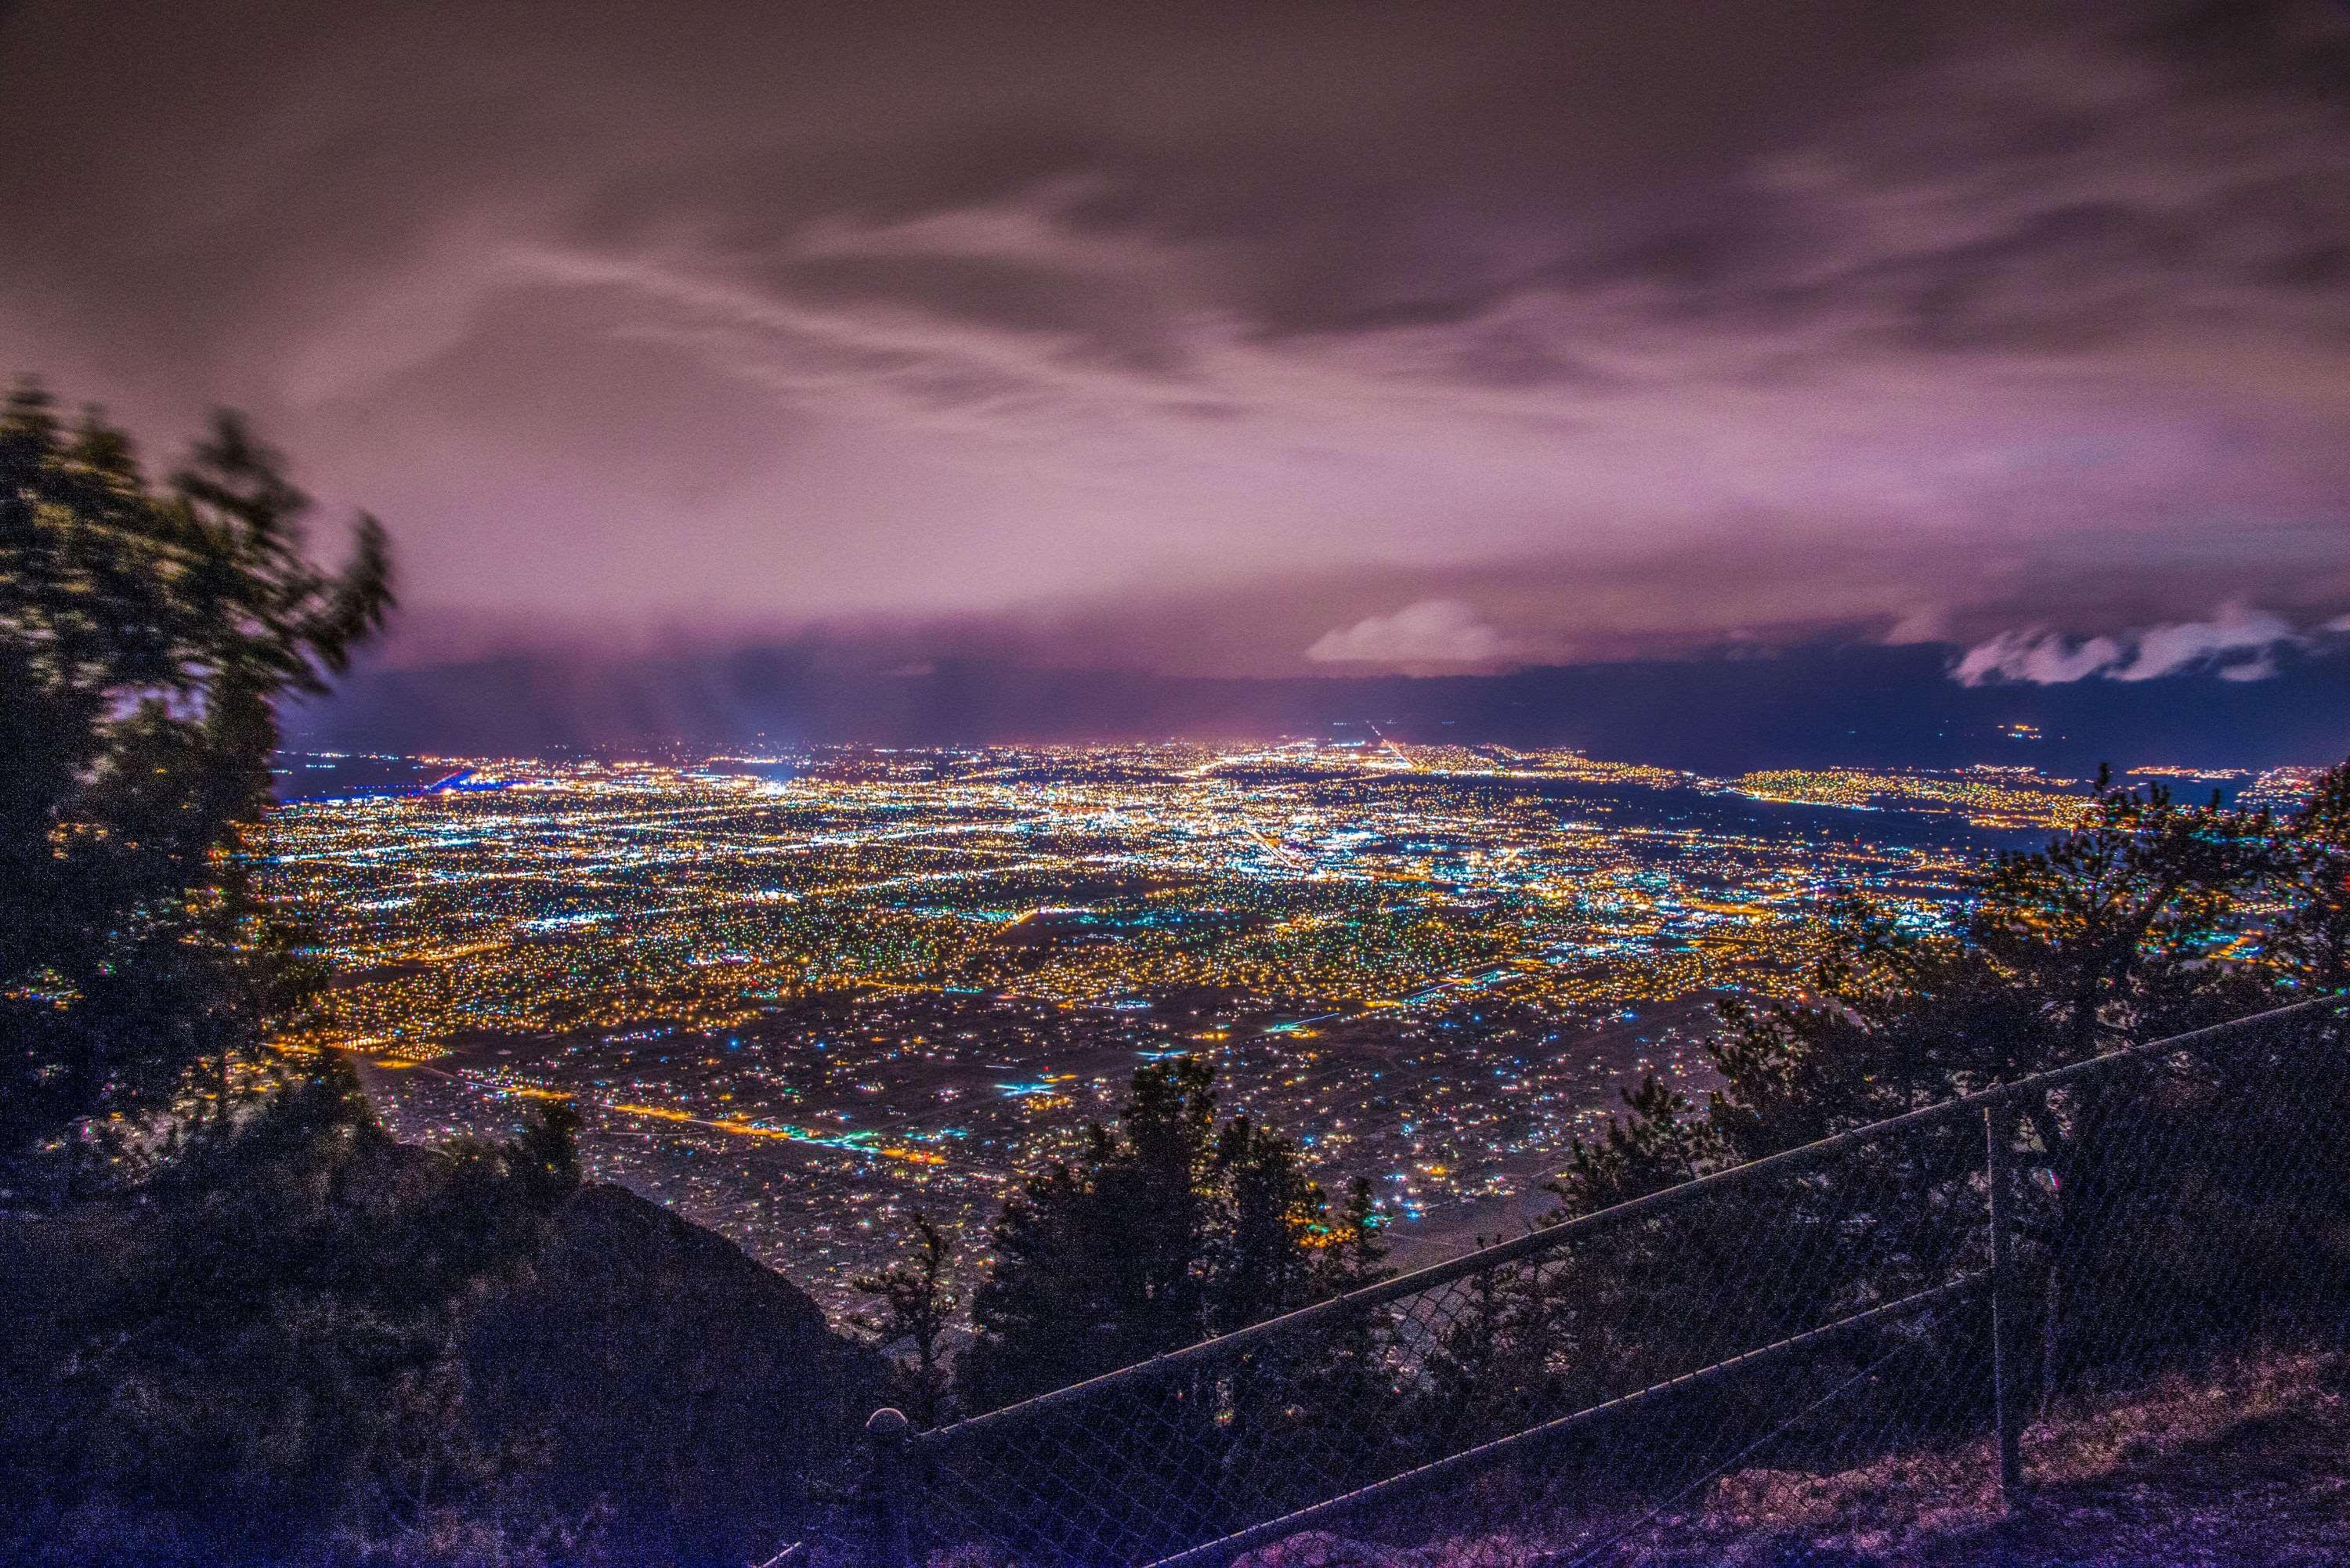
[850,993,2350,1568]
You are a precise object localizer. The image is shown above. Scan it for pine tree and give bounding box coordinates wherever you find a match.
[2268,760,2350,991]
[1547,767,2306,1413]
[851,1212,958,1428]
[1549,1073,1723,1218]
[960,1057,1341,1411]
[1292,1177,1399,1478]
[0,385,392,1190]
[1314,1176,1393,1298]
[1208,1112,1325,1335]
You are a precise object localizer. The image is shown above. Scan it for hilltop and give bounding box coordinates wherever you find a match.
[462,1180,881,1564]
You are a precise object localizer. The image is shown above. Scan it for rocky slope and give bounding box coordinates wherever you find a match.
[465,1181,883,1566]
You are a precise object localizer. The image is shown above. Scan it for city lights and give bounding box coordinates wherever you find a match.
[257,741,2261,1315]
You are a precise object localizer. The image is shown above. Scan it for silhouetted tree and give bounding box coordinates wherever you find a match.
[852,1212,959,1429]
[0,383,391,1190]
[960,1059,1212,1408]
[1209,1111,1326,1335]
[1282,1176,1401,1477]
[960,1057,1342,1411]
[2268,761,2350,992]
[1537,766,2329,1429]
[0,386,628,1564]
[0,1060,588,1565]
[1549,1073,1723,1216]
[1422,1248,1560,1446]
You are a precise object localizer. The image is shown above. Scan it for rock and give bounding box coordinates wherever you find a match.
[464,1183,885,1566]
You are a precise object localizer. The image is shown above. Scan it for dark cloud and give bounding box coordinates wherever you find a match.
[290,635,2350,775]
[4,0,2348,712]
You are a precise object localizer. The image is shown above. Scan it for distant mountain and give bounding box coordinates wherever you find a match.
[288,641,2350,775]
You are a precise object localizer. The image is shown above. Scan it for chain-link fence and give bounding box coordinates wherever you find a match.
[835,994,2350,1568]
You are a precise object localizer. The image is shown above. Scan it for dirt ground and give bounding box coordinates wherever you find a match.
[1235,1352,2350,1568]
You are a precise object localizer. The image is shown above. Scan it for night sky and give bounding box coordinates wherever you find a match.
[5,1,2349,761]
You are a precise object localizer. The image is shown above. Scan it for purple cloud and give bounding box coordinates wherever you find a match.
[1306,600,1516,671]
[1953,603,2314,685]
[2,0,2347,681]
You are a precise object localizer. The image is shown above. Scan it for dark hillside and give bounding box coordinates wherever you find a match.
[0,1152,880,1567]
[465,1181,882,1565]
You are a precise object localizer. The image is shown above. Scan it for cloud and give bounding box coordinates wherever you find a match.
[1882,605,1953,645]
[2110,604,2299,681]
[1950,630,2128,686]
[5,2,2350,670]
[1952,603,2310,686]
[1306,599,1515,670]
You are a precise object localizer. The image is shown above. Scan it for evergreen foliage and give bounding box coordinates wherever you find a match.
[0,1063,592,1566]
[916,768,2350,1568]
[1512,764,2350,1441]
[0,387,610,1565]
[960,1057,1383,1411]
[853,1212,960,1429]
[0,385,877,1567]
[1,383,392,1187]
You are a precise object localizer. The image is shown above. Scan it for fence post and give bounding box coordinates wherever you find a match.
[862,1407,913,1568]
[1983,1105,2025,1506]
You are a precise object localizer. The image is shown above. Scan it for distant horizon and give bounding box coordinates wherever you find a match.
[286,634,2350,779]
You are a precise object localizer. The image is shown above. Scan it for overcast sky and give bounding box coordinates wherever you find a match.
[5,0,2349,695]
